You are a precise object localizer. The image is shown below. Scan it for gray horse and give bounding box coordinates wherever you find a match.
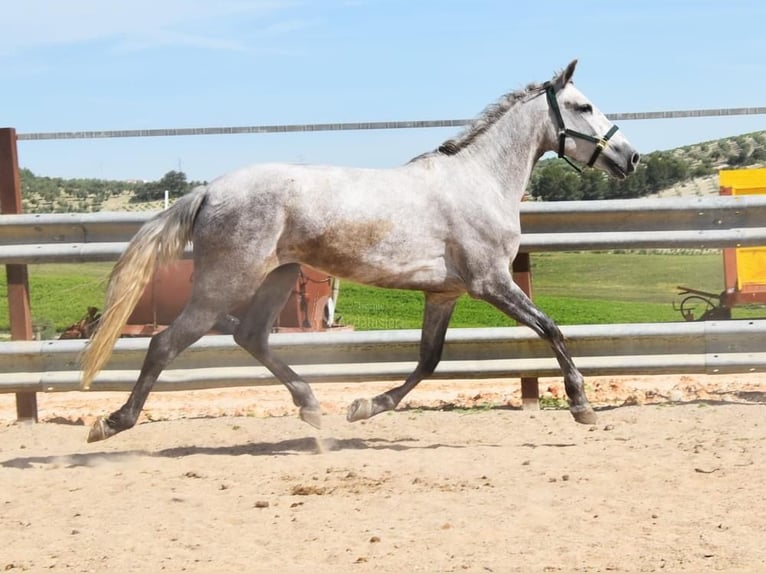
[82,60,640,442]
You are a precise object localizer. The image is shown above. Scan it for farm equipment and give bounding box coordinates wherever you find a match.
[674,285,731,321]
[60,262,344,339]
[59,306,102,339]
[676,167,766,321]
[121,261,343,336]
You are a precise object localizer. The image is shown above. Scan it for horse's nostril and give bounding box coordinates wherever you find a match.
[625,152,640,174]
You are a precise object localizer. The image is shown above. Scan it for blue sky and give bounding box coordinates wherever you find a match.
[3,0,766,182]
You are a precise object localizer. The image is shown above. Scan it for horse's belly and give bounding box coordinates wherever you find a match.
[282,219,459,291]
[314,256,458,292]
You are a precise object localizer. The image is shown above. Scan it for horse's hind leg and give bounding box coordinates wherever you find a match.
[233,264,322,429]
[471,268,597,425]
[87,302,223,442]
[347,293,457,422]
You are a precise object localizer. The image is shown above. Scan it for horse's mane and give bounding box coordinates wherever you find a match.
[409,77,552,163]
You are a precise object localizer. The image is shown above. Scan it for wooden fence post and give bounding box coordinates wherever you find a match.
[0,127,37,422]
[512,252,539,410]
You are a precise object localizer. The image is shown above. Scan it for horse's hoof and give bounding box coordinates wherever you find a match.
[87,417,114,443]
[299,407,322,429]
[347,398,373,422]
[571,405,598,425]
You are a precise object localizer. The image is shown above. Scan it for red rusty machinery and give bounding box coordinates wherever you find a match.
[122,261,343,336]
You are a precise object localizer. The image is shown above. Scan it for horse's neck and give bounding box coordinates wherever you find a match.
[455,99,549,202]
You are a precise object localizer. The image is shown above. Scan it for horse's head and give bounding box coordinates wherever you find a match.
[544,60,640,179]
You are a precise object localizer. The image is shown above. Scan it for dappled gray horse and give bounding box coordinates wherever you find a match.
[82,60,640,442]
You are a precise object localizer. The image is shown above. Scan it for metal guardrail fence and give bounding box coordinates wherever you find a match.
[1,321,764,393]
[1,195,766,263]
[0,195,765,399]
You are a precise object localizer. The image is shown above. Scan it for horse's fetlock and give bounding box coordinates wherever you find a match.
[374,393,398,412]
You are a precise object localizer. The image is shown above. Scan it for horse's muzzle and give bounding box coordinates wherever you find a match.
[612,149,640,179]
[606,148,640,180]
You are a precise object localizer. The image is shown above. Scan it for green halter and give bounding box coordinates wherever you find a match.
[544,83,620,173]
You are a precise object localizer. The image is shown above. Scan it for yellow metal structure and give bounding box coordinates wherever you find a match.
[719,167,766,304]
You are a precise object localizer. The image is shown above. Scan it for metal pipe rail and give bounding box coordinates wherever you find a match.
[1,320,763,393]
[1,195,766,263]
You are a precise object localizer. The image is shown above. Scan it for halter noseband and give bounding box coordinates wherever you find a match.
[544,82,619,173]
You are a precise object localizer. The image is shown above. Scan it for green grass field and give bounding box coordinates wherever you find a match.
[335,251,738,329]
[1,251,763,334]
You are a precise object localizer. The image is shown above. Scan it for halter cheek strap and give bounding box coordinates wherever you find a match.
[544,83,620,173]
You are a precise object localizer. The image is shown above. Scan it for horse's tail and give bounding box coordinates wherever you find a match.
[80,188,208,389]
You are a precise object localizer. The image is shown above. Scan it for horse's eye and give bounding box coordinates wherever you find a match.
[577,104,593,113]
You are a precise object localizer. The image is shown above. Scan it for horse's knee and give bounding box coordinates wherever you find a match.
[534,313,563,342]
[233,326,268,358]
[232,326,254,349]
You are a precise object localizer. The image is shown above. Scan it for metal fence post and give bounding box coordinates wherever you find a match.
[0,127,37,422]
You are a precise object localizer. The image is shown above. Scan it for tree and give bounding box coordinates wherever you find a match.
[579,169,608,200]
[529,160,583,201]
[643,153,688,193]
[751,146,766,162]
[132,170,190,202]
[158,170,189,197]
[605,164,647,199]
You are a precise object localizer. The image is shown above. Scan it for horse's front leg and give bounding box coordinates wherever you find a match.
[471,268,597,425]
[347,293,458,422]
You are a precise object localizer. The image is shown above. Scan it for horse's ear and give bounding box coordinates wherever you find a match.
[563,59,577,82]
[554,59,578,91]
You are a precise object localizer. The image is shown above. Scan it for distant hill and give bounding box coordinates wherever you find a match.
[19,169,203,213]
[18,168,143,213]
[670,129,766,173]
[649,130,766,199]
[17,129,766,211]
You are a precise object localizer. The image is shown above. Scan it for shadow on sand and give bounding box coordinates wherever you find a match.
[1,434,476,469]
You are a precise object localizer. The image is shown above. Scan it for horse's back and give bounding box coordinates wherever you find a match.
[193,162,465,290]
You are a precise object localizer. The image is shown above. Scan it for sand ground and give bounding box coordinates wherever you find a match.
[1,374,765,573]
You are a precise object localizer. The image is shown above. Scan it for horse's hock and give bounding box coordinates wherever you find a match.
[124,261,339,335]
